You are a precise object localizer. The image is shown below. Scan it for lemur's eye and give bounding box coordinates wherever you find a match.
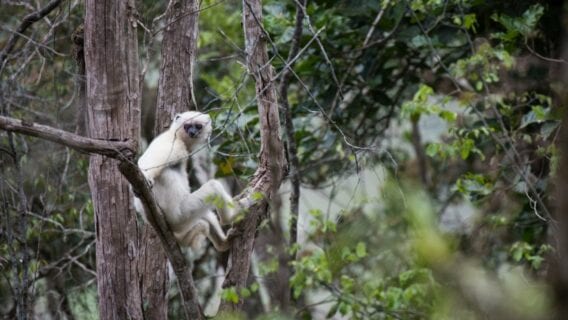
[195,123,203,130]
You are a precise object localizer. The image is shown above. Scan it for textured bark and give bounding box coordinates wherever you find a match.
[552,3,568,319]
[139,227,168,319]
[220,0,284,311]
[154,0,200,133]
[119,161,203,320]
[141,1,201,318]
[0,116,135,159]
[84,1,143,319]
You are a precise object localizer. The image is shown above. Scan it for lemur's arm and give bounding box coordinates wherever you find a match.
[138,131,188,182]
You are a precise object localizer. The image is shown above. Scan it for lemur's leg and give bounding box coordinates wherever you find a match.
[182,180,238,225]
[176,180,239,251]
[176,219,209,249]
[203,211,230,252]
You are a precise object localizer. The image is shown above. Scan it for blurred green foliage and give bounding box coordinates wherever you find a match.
[0,0,563,318]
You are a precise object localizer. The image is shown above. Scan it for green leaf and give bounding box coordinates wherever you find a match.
[439,110,457,122]
[460,139,474,160]
[529,255,544,269]
[463,14,477,32]
[426,143,440,157]
[221,287,239,304]
[340,275,355,292]
[251,192,264,201]
[240,287,251,298]
[326,302,339,318]
[355,242,367,258]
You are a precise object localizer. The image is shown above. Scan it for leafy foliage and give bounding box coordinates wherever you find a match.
[0,0,564,318]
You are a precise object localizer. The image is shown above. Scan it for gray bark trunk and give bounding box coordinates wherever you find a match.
[140,1,201,318]
[155,0,200,133]
[552,3,568,318]
[84,1,143,318]
[220,0,284,311]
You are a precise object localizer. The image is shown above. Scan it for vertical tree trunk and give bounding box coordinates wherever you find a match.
[84,1,143,318]
[278,0,305,309]
[155,0,200,132]
[220,0,284,311]
[552,3,568,319]
[140,1,201,318]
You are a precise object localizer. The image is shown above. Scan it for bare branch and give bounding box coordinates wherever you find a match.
[0,115,136,159]
[0,0,63,75]
[118,161,204,319]
[525,39,567,64]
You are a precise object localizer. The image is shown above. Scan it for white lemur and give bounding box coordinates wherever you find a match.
[133,111,238,251]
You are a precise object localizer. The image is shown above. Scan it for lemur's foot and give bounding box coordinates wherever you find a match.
[226,228,242,241]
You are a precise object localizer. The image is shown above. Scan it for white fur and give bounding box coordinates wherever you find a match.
[133,111,237,251]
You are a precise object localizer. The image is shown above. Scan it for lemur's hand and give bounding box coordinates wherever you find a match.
[145,177,154,190]
[237,196,254,211]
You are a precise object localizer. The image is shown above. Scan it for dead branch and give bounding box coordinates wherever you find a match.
[0,115,135,159]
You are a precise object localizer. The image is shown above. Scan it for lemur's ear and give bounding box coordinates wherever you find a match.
[174,114,181,121]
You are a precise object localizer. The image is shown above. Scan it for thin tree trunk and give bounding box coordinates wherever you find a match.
[278,0,305,309]
[84,1,143,318]
[140,1,201,318]
[552,3,568,319]
[220,0,284,311]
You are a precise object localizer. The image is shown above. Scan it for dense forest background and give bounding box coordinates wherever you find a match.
[1,0,567,319]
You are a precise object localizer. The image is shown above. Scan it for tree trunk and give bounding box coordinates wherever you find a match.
[220,0,284,311]
[155,0,200,133]
[552,3,568,319]
[140,1,201,318]
[84,1,143,318]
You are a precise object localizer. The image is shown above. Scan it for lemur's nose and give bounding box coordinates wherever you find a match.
[184,123,203,138]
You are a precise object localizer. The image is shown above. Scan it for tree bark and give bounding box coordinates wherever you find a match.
[155,0,200,133]
[220,0,284,311]
[278,0,305,309]
[84,1,144,319]
[552,2,568,319]
[140,1,201,318]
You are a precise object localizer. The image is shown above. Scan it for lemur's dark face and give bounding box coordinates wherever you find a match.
[173,111,212,142]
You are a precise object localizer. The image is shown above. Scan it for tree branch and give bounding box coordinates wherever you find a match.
[0,0,63,75]
[145,0,204,318]
[0,114,204,319]
[220,0,285,311]
[0,115,135,159]
[118,161,203,319]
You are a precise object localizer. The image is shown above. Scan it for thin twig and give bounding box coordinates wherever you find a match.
[0,0,63,76]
